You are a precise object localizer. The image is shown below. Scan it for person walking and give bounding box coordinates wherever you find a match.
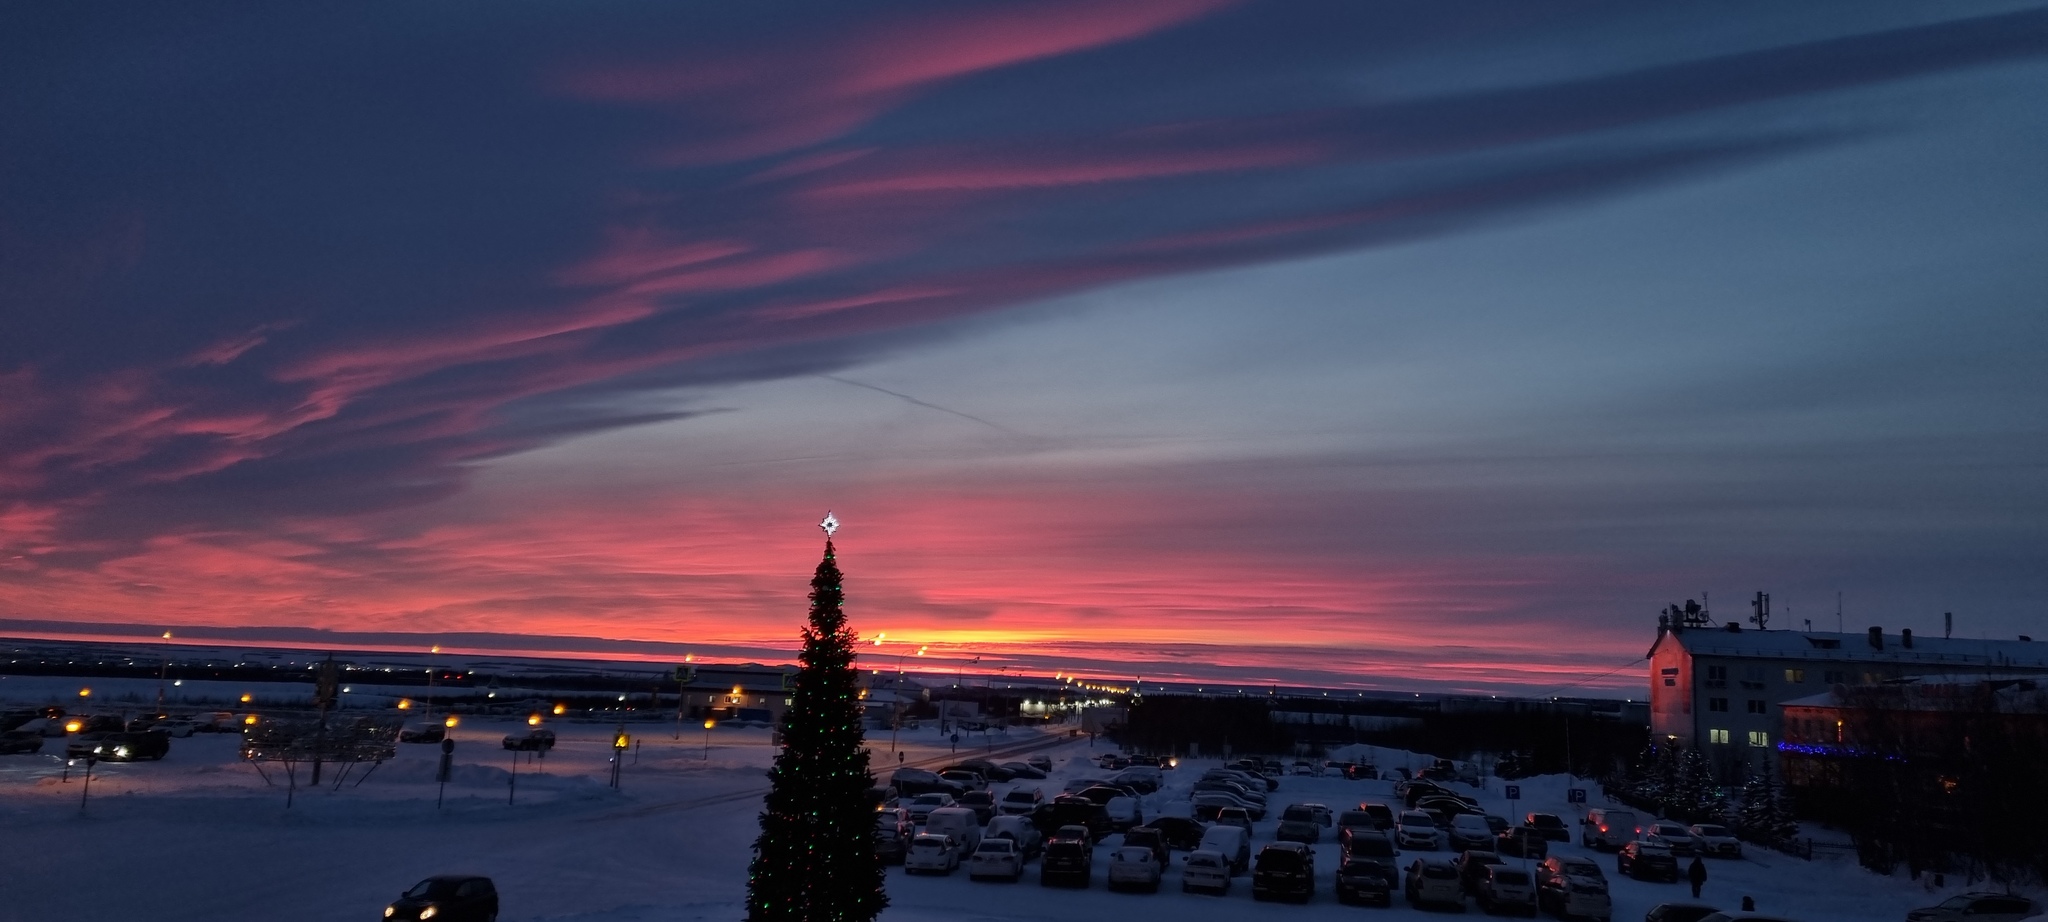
[1687,855,1709,899]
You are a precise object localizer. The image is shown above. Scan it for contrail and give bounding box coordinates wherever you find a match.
[820,375,1024,436]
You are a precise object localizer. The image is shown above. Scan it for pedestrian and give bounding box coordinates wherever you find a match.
[1687,855,1708,899]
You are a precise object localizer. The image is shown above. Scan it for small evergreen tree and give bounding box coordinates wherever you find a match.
[747,525,886,922]
[1670,746,1718,821]
[1736,762,1798,843]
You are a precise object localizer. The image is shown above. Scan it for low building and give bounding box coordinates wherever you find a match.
[1646,612,2048,779]
[1780,675,2048,780]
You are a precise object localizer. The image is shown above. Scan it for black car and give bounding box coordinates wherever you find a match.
[1040,838,1092,887]
[1454,850,1505,896]
[501,729,556,752]
[384,876,499,922]
[1142,816,1207,851]
[956,790,997,824]
[1341,829,1398,862]
[1524,813,1571,842]
[399,724,447,744]
[1496,826,1549,859]
[1275,819,1322,844]
[1252,843,1315,903]
[0,730,44,754]
[998,761,1047,779]
[68,731,169,761]
[1618,841,1680,882]
[949,758,1014,782]
[1334,857,1396,906]
[1030,800,1112,840]
[891,768,967,798]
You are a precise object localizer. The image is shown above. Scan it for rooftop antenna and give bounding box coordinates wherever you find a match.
[1837,591,1844,635]
[1749,591,1770,631]
[1804,619,1812,632]
[1945,611,1953,640]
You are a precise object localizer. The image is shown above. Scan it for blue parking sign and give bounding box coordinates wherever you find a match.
[1567,788,1587,804]
[1505,784,1521,800]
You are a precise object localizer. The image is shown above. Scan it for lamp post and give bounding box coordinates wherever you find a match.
[424,645,441,722]
[155,631,172,718]
[703,718,715,759]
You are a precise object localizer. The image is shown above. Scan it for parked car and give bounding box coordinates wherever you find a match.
[1181,849,1232,895]
[382,875,498,922]
[1118,827,1168,867]
[1477,865,1539,916]
[997,788,1043,816]
[1357,802,1396,829]
[968,837,1025,881]
[906,792,956,824]
[892,768,967,797]
[950,758,1013,782]
[398,723,445,744]
[1337,810,1381,844]
[1335,856,1396,906]
[1455,849,1506,896]
[939,770,988,791]
[150,719,199,738]
[923,806,983,851]
[985,814,1043,860]
[1109,768,1162,794]
[1537,855,1611,919]
[1030,799,1112,840]
[1039,836,1092,887]
[1497,826,1549,859]
[1104,795,1143,831]
[1143,816,1207,851]
[1645,822,1700,856]
[1213,806,1254,836]
[1404,858,1464,910]
[875,809,915,864]
[70,731,169,761]
[1644,905,1723,922]
[1397,810,1446,850]
[1000,761,1047,779]
[1251,842,1315,903]
[1581,808,1641,850]
[1697,914,1804,922]
[1617,841,1679,882]
[1688,823,1743,858]
[1026,755,1052,772]
[1526,812,1572,842]
[1107,846,1162,892]
[1450,813,1497,851]
[1276,819,1322,844]
[1906,893,2043,922]
[502,729,556,752]
[1198,824,1252,875]
[1419,795,1485,821]
[0,730,44,754]
[1342,829,1399,863]
[957,790,997,824]
[1284,803,1334,827]
[905,833,962,874]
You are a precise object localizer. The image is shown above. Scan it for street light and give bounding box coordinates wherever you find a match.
[156,631,173,718]
[703,718,715,759]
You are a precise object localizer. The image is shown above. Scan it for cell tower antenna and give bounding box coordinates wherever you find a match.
[1836,592,1843,634]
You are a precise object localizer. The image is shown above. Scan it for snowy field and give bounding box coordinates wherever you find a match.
[0,712,2009,922]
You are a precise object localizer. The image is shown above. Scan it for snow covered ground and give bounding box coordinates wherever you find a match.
[0,713,2016,921]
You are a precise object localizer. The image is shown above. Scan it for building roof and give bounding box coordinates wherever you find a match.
[1652,625,2048,670]
[1782,675,2048,714]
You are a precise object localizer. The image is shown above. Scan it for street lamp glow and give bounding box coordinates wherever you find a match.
[239,693,251,703]
[444,715,459,729]
[78,688,90,698]
[553,703,567,715]
[528,714,542,726]
[398,698,413,710]
[704,719,716,730]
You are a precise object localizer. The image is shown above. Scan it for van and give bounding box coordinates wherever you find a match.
[1198,824,1251,875]
[923,806,983,852]
[1581,808,1640,850]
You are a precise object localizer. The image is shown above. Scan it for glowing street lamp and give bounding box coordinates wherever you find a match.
[397,698,413,710]
[78,688,91,699]
[528,714,542,727]
[553,703,566,716]
[703,718,715,759]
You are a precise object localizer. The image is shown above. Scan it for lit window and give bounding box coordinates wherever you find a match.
[1747,731,1769,748]
[1784,669,1805,683]
[1709,729,1730,744]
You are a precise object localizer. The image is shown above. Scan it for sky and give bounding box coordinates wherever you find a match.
[3,2,2046,696]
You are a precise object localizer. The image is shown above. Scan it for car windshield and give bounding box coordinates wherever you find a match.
[1343,860,1384,874]
[1188,855,1223,868]
[1339,811,1373,826]
[1692,824,1729,836]
[912,794,947,805]
[405,879,458,899]
[976,841,1012,854]
[1531,815,1563,827]
[1046,842,1085,857]
[1564,860,1600,875]
[1282,806,1312,819]
[1257,851,1305,870]
[1003,791,1035,802]
[1494,870,1530,885]
[1399,812,1434,825]
[1421,865,1457,879]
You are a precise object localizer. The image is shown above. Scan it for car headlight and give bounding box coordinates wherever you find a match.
[419,907,437,920]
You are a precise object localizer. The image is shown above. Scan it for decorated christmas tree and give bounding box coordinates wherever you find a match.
[1735,761,1799,842]
[746,513,887,922]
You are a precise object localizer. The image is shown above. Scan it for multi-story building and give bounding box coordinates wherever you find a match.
[1646,616,2048,779]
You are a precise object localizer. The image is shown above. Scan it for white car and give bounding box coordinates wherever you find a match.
[1645,821,1700,856]
[998,788,1042,816]
[1104,795,1143,831]
[968,837,1024,881]
[150,719,199,738]
[906,792,955,823]
[1688,823,1742,858]
[1181,849,1232,895]
[1397,810,1444,851]
[904,834,961,874]
[1477,865,1538,915]
[985,815,1043,859]
[1107,846,1161,892]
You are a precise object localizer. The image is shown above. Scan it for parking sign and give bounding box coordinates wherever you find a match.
[1505,784,1521,800]
[1567,788,1587,804]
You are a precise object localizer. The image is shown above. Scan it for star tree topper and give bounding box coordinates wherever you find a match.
[820,510,839,538]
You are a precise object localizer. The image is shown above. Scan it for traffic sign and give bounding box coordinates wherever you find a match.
[1505,784,1521,800]
[1567,788,1587,804]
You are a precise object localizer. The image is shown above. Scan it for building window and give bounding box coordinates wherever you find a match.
[1661,667,1678,687]
[1823,670,1846,684]
[1708,698,1729,712]
[1706,665,1727,681]
[1709,729,1730,745]
[1747,730,1770,748]
[1746,699,1767,714]
[1784,668,1806,683]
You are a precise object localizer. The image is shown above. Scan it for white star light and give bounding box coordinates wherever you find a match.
[820,511,839,537]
